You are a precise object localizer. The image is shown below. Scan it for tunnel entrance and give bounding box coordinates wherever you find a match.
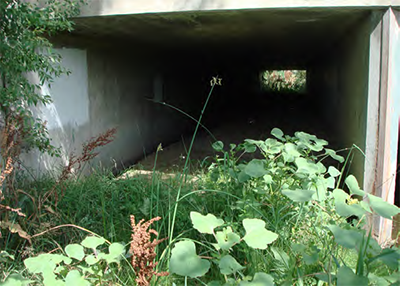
[53,7,377,176]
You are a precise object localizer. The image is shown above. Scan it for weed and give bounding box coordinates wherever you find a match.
[130,215,168,285]
[40,127,117,209]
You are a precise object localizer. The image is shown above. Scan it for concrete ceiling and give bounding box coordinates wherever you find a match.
[55,8,373,65]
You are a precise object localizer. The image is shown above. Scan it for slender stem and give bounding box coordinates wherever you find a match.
[31,224,111,244]
[336,146,354,189]
[150,144,161,219]
[168,82,216,246]
[147,98,217,142]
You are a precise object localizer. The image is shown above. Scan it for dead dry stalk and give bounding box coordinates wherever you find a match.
[40,127,117,208]
[130,215,168,286]
[0,115,26,238]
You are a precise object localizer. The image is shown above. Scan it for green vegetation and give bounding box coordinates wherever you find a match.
[262,70,307,93]
[0,0,82,155]
[1,1,400,286]
[1,123,400,285]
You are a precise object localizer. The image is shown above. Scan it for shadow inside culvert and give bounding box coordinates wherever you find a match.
[134,88,332,173]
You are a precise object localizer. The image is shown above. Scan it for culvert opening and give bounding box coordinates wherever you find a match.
[55,7,375,175]
[260,70,307,94]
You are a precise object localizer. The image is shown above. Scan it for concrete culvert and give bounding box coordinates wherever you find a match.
[21,2,400,242]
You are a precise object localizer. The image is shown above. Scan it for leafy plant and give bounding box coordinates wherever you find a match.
[185,128,400,285]
[0,0,84,155]
[16,235,125,285]
[169,212,277,285]
[0,0,86,268]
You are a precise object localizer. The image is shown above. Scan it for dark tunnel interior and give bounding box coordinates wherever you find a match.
[53,7,379,176]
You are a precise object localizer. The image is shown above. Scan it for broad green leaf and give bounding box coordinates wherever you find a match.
[345,175,365,196]
[271,128,284,141]
[65,244,85,261]
[282,143,301,162]
[240,272,275,286]
[368,273,390,286]
[238,171,251,183]
[219,255,244,275]
[381,272,400,284]
[170,241,210,278]
[214,227,241,251]
[295,131,328,152]
[326,176,336,189]
[316,162,327,174]
[332,189,366,217]
[65,270,90,286]
[328,225,363,249]
[366,237,383,257]
[311,177,328,201]
[263,174,273,184]
[244,159,268,178]
[106,243,125,264]
[282,189,316,202]
[328,166,341,177]
[359,201,373,213]
[375,248,400,269]
[85,254,99,266]
[190,212,224,234]
[263,138,283,154]
[24,254,70,274]
[325,148,345,163]
[81,236,106,249]
[0,251,14,263]
[295,158,320,175]
[337,266,368,286]
[98,243,125,264]
[243,219,278,249]
[212,141,224,152]
[368,194,400,219]
[0,273,33,286]
[302,246,320,265]
[54,265,67,275]
[243,140,260,153]
[43,273,64,286]
[243,142,257,153]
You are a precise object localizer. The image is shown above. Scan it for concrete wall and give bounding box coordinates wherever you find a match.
[375,8,400,241]
[21,47,198,174]
[22,48,90,172]
[309,12,373,182]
